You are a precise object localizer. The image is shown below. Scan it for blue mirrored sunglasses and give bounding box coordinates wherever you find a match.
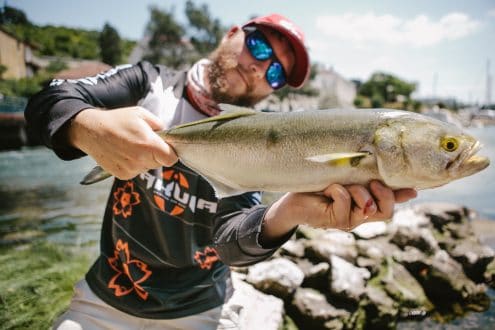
[244,28,287,90]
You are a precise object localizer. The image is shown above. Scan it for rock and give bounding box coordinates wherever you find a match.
[289,287,350,330]
[414,203,470,228]
[352,221,389,239]
[447,240,495,283]
[304,262,331,291]
[329,255,370,302]
[305,230,358,263]
[356,256,381,276]
[362,285,399,329]
[356,236,397,261]
[412,250,489,310]
[296,225,328,240]
[246,258,304,300]
[371,258,433,317]
[280,239,306,258]
[484,259,495,288]
[393,246,430,274]
[293,258,331,291]
[390,226,439,255]
[391,206,431,229]
[224,272,284,330]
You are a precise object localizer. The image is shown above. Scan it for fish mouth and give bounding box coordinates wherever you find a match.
[447,141,490,177]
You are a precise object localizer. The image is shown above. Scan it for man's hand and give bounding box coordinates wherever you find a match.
[67,106,178,179]
[261,181,417,245]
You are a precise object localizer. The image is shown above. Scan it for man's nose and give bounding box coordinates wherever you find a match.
[248,61,268,80]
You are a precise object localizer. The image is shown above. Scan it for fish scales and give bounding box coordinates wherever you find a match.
[81,105,490,198]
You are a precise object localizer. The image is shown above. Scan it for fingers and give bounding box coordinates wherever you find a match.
[369,180,395,219]
[137,107,164,131]
[345,185,377,219]
[305,181,418,233]
[321,184,351,230]
[150,134,178,167]
[394,188,418,203]
[136,107,178,167]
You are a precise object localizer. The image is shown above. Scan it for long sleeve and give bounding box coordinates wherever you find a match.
[24,61,157,160]
[213,192,295,266]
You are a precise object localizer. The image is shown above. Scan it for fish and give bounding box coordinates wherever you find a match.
[81,104,490,198]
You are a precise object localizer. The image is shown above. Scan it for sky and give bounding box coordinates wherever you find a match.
[8,0,495,104]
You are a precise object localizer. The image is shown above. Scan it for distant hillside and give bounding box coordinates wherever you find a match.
[2,24,135,61]
[0,6,135,61]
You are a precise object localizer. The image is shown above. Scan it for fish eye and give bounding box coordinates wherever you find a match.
[441,137,459,152]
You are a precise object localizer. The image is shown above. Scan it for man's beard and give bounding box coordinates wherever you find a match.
[207,44,264,107]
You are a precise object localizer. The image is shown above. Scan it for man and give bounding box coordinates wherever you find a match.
[25,13,416,329]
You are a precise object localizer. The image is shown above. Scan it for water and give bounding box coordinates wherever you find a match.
[0,148,111,251]
[0,127,494,328]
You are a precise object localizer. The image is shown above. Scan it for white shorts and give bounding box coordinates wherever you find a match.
[53,279,241,330]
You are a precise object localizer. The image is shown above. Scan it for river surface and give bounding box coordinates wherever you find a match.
[0,126,494,328]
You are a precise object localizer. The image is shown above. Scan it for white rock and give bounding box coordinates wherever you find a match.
[221,272,284,330]
[352,221,389,239]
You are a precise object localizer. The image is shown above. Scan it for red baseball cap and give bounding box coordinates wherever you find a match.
[242,14,310,89]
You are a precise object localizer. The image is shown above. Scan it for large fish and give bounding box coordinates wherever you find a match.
[81,104,490,198]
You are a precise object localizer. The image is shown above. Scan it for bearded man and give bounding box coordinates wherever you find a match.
[25,14,416,330]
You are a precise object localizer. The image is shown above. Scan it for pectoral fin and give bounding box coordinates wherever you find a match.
[306,152,370,167]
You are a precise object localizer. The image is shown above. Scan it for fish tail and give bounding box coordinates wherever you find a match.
[80,165,112,185]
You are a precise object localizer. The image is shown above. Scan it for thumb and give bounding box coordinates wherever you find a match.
[136,107,164,132]
[150,134,178,167]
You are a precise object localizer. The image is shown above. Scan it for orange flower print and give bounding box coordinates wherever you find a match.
[194,247,219,270]
[113,181,141,218]
[107,239,152,300]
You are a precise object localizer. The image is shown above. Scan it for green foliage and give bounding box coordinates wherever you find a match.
[0,74,50,98]
[359,72,416,103]
[46,59,68,73]
[2,23,100,59]
[144,2,225,68]
[0,5,30,25]
[144,5,188,67]
[1,6,135,62]
[0,64,7,79]
[0,243,90,329]
[185,0,225,56]
[371,93,384,108]
[99,23,122,66]
[355,72,418,110]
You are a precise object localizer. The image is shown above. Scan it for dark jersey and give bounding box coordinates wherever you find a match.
[25,61,293,319]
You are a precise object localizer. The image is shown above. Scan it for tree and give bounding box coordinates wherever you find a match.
[144,5,187,68]
[0,5,29,25]
[144,2,225,68]
[99,23,122,65]
[359,72,416,104]
[184,0,225,56]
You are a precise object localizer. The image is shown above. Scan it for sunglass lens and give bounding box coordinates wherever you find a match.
[246,32,272,60]
[266,62,286,89]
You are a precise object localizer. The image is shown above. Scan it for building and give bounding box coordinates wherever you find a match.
[0,27,40,79]
[312,66,357,109]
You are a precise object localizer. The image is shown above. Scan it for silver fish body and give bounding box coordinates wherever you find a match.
[82,105,490,198]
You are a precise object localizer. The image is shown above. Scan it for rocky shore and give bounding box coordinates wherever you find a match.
[229,203,495,329]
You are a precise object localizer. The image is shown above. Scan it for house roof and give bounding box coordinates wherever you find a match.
[54,61,112,79]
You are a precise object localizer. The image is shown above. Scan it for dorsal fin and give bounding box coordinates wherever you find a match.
[172,104,256,130]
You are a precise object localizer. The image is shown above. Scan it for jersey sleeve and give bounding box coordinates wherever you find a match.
[213,192,296,266]
[24,61,159,160]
